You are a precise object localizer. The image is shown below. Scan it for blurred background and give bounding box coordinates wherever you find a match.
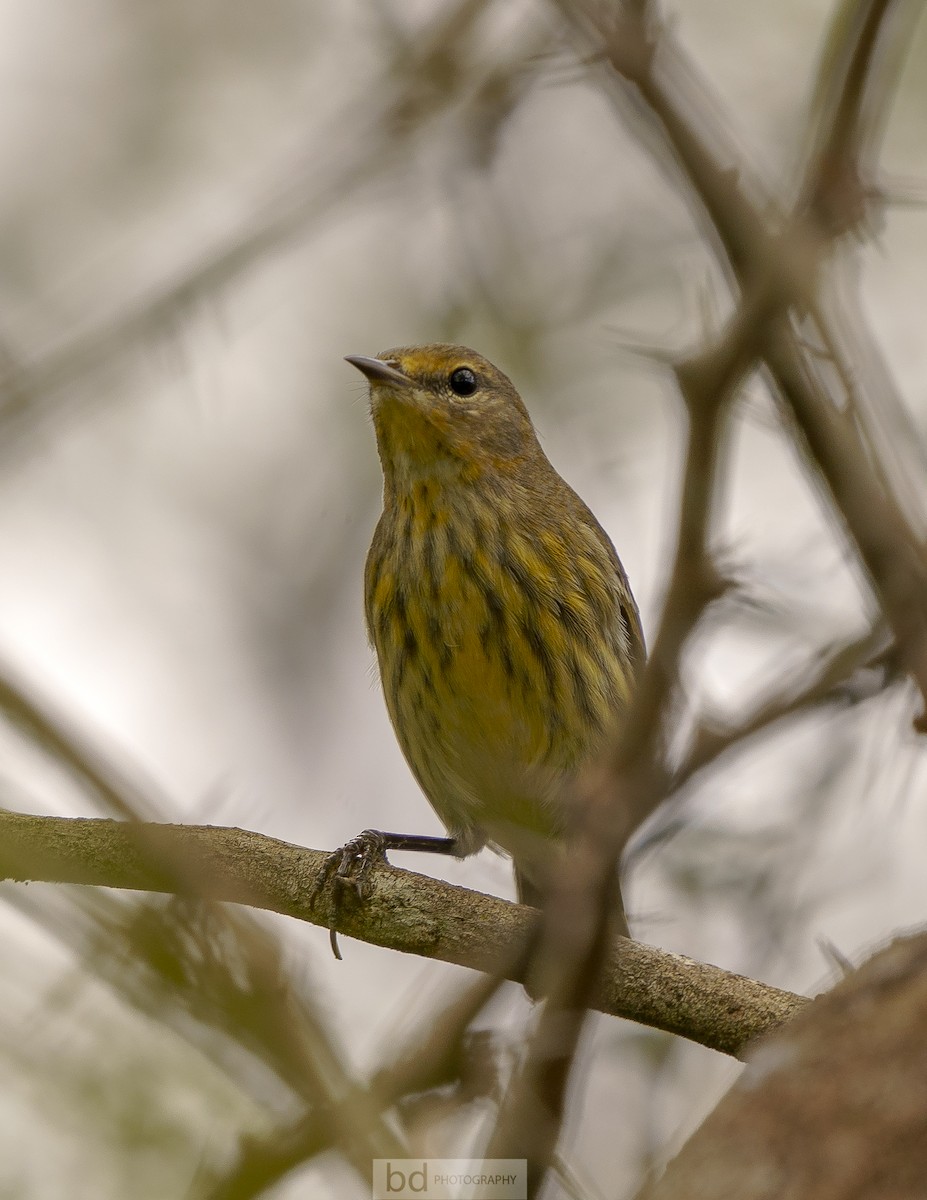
[0,0,925,1196]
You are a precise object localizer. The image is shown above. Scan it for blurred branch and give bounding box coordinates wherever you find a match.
[629,622,900,874]
[0,810,806,1059]
[802,0,900,232]
[0,160,363,449]
[0,661,409,1189]
[0,0,541,453]
[0,654,169,820]
[560,0,927,724]
[484,258,778,1186]
[640,932,927,1200]
[815,277,927,534]
[491,0,925,1187]
[673,624,898,788]
[204,974,506,1200]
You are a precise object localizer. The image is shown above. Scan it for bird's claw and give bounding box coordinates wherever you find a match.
[320,829,388,902]
[318,830,391,961]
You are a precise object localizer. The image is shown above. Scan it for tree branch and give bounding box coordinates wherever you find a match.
[561,0,927,722]
[640,931,927,1200]
[0,810,806,1059]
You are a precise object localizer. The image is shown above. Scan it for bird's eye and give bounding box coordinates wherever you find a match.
[449,367,478,397]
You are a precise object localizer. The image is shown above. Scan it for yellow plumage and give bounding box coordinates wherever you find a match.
[355,344,643,906]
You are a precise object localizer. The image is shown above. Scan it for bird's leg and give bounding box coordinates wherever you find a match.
[324,829,460,896]
[356,831,461,856]
[319,830,459,959]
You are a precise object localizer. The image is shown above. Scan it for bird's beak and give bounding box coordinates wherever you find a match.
[345,355,411,387]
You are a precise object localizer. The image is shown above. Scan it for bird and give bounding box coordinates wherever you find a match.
[342,344,644,923]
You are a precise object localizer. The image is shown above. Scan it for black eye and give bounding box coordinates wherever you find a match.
[449,367,478,397]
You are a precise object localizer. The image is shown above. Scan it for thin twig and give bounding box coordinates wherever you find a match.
[203,971,507,1200]
[674,625,897,789]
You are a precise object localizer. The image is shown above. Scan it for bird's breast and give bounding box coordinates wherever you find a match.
[366,486,629,774]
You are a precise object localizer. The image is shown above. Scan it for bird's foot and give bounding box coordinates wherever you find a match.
[320,828,389,903]
[317,829,391,960]
[317,830,459,959]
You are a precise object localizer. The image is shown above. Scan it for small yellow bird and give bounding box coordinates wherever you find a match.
[344,344,644,917]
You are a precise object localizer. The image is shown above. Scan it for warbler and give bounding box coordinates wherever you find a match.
[345,344,644,918]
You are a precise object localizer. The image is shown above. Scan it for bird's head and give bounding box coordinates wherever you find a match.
[346,344,541,484]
